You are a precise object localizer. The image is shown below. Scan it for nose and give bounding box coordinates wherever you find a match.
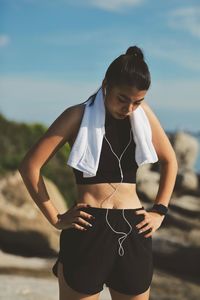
[122,103,136,114]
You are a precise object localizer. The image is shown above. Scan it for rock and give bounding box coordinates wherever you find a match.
[143,194,200,278]
[0,171,67,257]
[172,131,199,172]
[137,164,160,201]
[0,249,53,276]
[165,208,200,230]
[189,229,200,247]
[181,171,199,191]
[152,227,200,277]
[176,171,199,193]
[170,195,200,217]
[150,268,200,300]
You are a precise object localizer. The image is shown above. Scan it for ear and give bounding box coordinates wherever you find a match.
[102,78,107,89]
[102,79,107,98]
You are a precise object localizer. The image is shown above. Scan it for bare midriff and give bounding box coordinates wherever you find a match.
[76,182,142,209]
[69,127,142,210]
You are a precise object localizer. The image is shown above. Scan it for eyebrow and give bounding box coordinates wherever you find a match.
[119,93,145,102]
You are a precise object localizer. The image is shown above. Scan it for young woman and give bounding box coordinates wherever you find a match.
[18,46,178,300]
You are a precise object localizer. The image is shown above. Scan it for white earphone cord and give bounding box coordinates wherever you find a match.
[101,128,134,256]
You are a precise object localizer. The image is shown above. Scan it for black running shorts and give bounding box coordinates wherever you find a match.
[52,206,153,296]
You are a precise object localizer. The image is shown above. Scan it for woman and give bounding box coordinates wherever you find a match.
[18,46,178,300]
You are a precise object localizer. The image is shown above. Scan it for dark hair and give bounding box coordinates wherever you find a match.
[84,45,151,106]
[105,45,151,90]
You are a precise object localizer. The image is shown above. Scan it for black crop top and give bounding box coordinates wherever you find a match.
[72,109,138,184]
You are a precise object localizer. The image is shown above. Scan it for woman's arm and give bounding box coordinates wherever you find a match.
[18,104,84,229]
[134,101,178,238]
[141,101,178,207]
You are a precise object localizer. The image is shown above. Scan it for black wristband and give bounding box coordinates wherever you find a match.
[149,204,168,216]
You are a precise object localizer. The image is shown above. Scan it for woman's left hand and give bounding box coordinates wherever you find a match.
[135,209,165,238]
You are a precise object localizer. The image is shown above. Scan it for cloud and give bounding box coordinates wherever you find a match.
[168,6,200,38]
[145,38,200,72]
[0,35,11,48]
[86,0,145,12]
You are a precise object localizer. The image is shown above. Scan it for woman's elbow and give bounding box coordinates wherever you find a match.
[159,151,178,170]
[18,158,39,176]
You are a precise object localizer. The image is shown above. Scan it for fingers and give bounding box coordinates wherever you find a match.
[135,209,153,237]
[144,232,152,238]
[75,216,93,228]
[78,210,95,220]
[135,209,162,238]
[136,219,151,230]
[135,209,148,216]
[71,222,87,231]
[138,224,152,234]
[73,203,95,221]
[74,203,92,210]
[71,203,95,231]
[135,210,151,230]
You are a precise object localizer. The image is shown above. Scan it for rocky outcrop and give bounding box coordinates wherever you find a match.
[172,131,199,172]
[137,164,160,201]
[175,170,199,194]
[152,220,200,278]
[170,195,200,217]
[0,171,67,257]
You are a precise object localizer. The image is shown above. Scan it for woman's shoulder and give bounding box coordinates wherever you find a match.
[140,101,161,129]
[66,103,85,122]
[39,103,86,147]
[18,103,86,170]
[64,103,86,145]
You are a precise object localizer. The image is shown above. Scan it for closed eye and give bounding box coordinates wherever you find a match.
[118,97,142,105]
[118,97,127,103]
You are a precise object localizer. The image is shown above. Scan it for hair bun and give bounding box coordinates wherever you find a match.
[125,46,144,60]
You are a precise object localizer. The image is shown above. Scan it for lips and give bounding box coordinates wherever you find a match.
[118,114,128,118]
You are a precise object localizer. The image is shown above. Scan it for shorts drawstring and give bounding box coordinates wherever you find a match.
[105,208,133,256]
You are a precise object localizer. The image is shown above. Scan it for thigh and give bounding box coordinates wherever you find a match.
[109,285,151,300]
[57,261,100,300]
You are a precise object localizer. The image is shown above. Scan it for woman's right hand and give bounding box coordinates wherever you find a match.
[54,203,95,231]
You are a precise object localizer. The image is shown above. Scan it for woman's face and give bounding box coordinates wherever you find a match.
[103,84,147,119]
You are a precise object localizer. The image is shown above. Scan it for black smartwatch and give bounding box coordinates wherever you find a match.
[148,203,168,216]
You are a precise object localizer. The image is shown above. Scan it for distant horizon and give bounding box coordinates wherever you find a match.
[0,0,199,159]
[1,104,200,134]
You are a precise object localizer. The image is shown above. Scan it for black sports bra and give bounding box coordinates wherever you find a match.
[72,108,138,184]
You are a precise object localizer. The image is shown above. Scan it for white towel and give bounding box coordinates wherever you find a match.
[67,86,158,177]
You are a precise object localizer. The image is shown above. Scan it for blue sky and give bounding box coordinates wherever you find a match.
[0,0,200,134]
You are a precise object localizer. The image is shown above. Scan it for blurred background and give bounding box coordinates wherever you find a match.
[0,0,200,299]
